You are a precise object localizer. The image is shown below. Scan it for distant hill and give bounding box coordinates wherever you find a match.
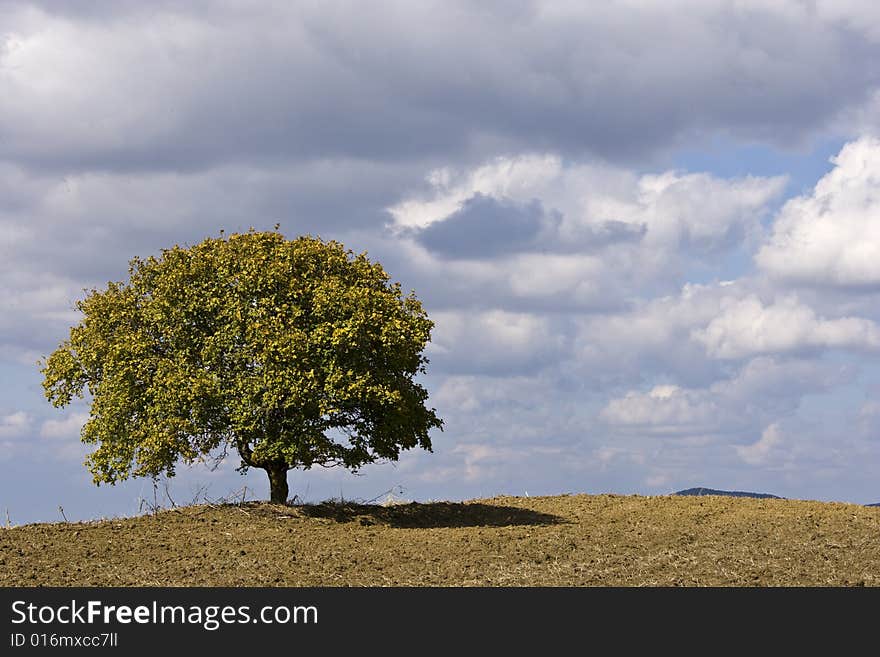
[675,487,783,500]
[868,503,880,507]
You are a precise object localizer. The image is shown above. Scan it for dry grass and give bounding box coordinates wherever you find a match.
[1,494,878,586]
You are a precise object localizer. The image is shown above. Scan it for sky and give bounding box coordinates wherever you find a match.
[3,1,880,524]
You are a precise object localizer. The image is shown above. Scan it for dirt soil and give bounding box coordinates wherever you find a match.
[1,494,879,586]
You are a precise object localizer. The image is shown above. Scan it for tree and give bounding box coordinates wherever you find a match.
[41,229,443,504]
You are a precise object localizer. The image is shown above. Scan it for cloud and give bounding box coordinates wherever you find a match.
[385,157,783,318]
[3,2,880,173]
[814,0,880,42]
[403,188,650,261]
[736,423,785,466]
[576,280,880,392]
[449,443,523,482]
[857,398,880,439]
[599,356,850,439]
[632,171,787,253]
[599,384,719,435]
[40,411,89,440]
[412,193,560,258]
[428,310,568,375]
[757,136,880,287]
[390,155,784,258]
[388,155,567,231]
[0,411,31,439]
[712,356,854,417]
[0,410,35,463]
[574,280,747,387]
[364,235,623,314]
[693,295,880,359]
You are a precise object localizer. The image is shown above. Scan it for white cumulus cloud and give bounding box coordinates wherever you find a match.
[692,295,880,359]
[757,136,880,287]
[599,385,719,434]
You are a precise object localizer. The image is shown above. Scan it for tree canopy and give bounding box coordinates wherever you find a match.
[41,230,443,503]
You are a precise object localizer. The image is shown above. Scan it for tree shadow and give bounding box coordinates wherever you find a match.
[292,500,564,529]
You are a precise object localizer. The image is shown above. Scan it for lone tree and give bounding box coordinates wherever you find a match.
[41,230,443,503]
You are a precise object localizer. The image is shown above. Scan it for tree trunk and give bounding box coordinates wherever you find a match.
[266,464,289,504]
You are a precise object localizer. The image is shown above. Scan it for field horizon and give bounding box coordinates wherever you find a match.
[2,493,879,586]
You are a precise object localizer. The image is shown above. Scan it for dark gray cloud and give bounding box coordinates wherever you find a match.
[2,2,879,175]
[414,194,553,257]
[412,193,646,259]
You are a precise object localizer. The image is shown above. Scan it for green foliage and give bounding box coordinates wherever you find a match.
[41,230,443,487]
